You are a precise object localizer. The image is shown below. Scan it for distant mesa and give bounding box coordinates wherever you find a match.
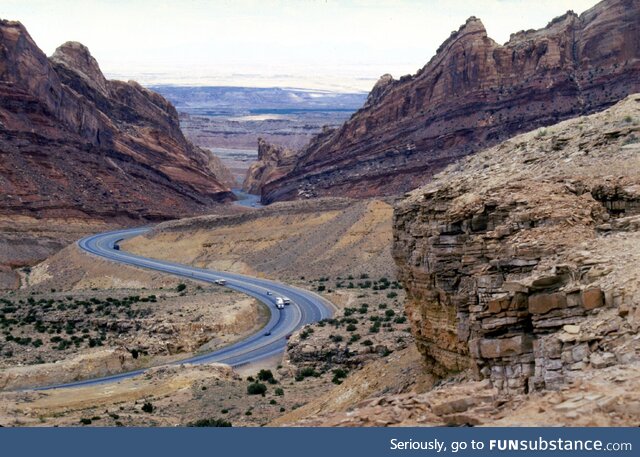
[0,20,234,221]
[245,0,640,204]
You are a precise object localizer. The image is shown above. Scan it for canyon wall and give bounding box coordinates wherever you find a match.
[393,95,640,393]
[251,0,640,203]
[0,21,233,221]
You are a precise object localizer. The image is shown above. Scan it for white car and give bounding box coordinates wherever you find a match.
[283,298,292,305]
[266,291,273,296]
[215,279,226,286]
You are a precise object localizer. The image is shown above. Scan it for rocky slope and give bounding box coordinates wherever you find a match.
[393,94,640,394]
[250,0,640,203]
[123,198,396,281]
[0,21,234,221]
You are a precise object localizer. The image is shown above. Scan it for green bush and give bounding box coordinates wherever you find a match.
[332,368,348,385]
[188,418,232,427]
[386,292,398,299]
[247,382,267,395]
[80,418,92,425]
[176,284,187,292]
[346,323,357,332]
[142,402,154,413]
[362,339,373,347]
[296,367,319,380]
[274,387,284,396]
[257,369,274,382]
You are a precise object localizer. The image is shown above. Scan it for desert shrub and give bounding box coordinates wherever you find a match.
[176,284,186,292]
[274,387,284,396]
[346,324,357,332]
[142,402,154,413]
[247,382,267,395]
[79,418,92,425]
[332,368,348,384]
[296,367,319,380]
[188,418,232,427]
[361,339,373,346]
[386,292,398,299]
[257,369,274,382]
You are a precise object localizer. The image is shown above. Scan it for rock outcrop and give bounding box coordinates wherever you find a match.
[242,138,295,194]
[0,21,234,221]
[253,0,640,203]
[393,95,640,393]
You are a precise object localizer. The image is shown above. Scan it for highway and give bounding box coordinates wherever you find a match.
[39,226,333,389]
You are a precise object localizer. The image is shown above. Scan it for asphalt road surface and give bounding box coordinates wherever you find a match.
[38,226,333,389]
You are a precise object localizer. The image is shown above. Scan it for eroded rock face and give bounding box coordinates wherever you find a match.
[0,21,233,221]
[242,138,295,195]
[256,0,640,203]
[393,95,640,393]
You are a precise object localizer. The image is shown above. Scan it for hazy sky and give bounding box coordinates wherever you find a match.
[1,0,597,91]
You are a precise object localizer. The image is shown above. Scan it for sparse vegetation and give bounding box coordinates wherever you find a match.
[187,418,232,427]
[247,382,267,395]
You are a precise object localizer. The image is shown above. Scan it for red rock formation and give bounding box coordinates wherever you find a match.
[242,138,295,195]
[256,0,640,203]
[393,95,640,393]
[0,21,233,221]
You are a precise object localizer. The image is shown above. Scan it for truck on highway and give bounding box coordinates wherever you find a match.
[283,298,292,305]
[275,297,285,309]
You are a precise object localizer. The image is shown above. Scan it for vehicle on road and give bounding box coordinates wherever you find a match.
[283,298,292,305]
[266,291,273,295]
[275,297,284,307]
[113,244,120,251]
[276,302,284,309]
[54,226,333,391]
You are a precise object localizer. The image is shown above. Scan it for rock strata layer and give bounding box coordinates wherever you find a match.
[393,95,640,393]
[0,21,233,220]
[250,0,640,203]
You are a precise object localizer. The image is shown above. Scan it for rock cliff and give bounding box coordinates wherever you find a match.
[0,21,233,221]
[393,95,640,393]
[242,138,295,194]
[253,0,640,203]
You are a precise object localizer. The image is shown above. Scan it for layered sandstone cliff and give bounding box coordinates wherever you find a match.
[393,95,640,393]
[242,138,295,194]
[252,0,640,203]
[0,21,233,221]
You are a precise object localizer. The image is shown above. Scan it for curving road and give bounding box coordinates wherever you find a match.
[39,226,333,390]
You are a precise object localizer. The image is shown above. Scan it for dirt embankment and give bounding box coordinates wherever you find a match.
[123,198,396,281]
[0,217,112,290]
